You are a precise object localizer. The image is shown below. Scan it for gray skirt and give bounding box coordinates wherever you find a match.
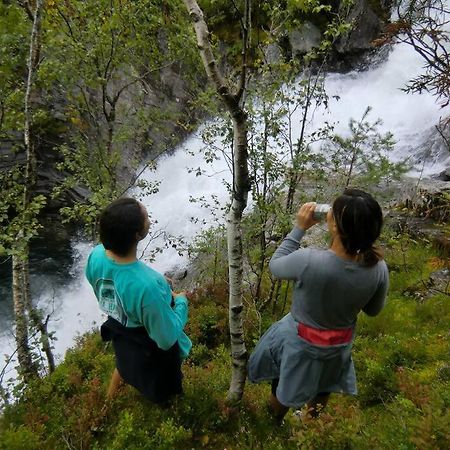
[248,313,357,408]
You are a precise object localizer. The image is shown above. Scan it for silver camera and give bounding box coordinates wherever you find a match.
[313,203,331,221]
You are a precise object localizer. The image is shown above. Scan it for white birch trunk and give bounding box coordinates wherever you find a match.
[183,0,251,402]
[24,0,55,372]
[227,116,249,402]
[12,253,35,381]
[11,0,49,380]
[23,248,55,373]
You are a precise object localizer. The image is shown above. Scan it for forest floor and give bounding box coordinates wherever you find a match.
[0,205,449,449]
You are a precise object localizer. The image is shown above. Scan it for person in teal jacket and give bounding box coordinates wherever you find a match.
[85,197,191,403]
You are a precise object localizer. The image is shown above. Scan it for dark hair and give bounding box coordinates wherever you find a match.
[332,188,383,266]
[99,198,145,257]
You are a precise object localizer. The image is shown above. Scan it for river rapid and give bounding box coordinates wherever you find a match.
[0,39,449,389]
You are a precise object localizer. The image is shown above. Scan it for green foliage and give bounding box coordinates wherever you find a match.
[186,285,229,350]
[322,106,408,191]
[2,0,202,244]
[0,0,448,447]
[0,2,48,259]
[187,224,228,286]
[0,425,42,450]
[194,64,404,313]
[152,417,193,449]
[0,2,28,134]
[39,0,199,230]
[0,161,47,259]
[197,0,357,69]
[1,231,449,448]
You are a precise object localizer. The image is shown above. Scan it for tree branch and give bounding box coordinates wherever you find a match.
[182,0,240,115]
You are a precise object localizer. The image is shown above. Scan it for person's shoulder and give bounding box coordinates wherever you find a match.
[298,247,331,271]
[86,244,105,266]
[118,262,166,290]
[89,243,105,257]
[305,247,332,262]
[135,261,166,282]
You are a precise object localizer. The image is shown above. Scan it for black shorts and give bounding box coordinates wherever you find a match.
[101,317,183,403]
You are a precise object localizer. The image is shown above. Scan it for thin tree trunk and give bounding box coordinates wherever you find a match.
[12,253,36,381]
[281,281,291,316]
[12,0,53,379]
[227,116,249,402]
[271,279,281,317]
[345,146,358,188]
[183,0,251,402]
[254,113,270,303]
[23,0,55,373]
[23,0,43,179]
[23,253,55,373]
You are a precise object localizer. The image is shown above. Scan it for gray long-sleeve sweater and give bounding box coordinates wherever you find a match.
[269,227,389,329]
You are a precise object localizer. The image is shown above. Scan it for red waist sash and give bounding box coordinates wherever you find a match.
[297,322,353,345]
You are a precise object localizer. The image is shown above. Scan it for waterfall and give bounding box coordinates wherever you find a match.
[0,38,448,389]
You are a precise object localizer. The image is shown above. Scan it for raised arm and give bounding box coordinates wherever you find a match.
[269,227,307,280]
[269,202,318,280]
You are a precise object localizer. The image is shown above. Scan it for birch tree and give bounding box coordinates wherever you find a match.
[183,0,251,402]
[6,0,55,381]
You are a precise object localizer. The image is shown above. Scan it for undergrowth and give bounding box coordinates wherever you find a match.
[0,233,449,449]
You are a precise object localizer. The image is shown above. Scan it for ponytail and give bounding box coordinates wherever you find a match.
[358,245,383,267]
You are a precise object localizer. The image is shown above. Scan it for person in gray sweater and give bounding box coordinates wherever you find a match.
[248,188,389,422]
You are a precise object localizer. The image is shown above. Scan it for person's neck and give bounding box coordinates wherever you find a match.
[329,236,358,261]
[105,246,138,264]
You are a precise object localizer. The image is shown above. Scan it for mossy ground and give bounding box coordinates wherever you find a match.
[0,233,449,449]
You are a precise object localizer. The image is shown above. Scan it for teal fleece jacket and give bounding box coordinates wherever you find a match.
[85,244,191,358]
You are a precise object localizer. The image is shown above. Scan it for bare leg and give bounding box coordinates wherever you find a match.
[269,393,289,423]
[107,368,124,399]
[307,392,330,418]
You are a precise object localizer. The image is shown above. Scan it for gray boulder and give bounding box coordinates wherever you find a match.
[437,167,450,181]
[263,43,284,65]
[289,22,322,56]
[335,0,385,54]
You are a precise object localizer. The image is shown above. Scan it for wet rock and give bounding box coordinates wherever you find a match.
[429,268,450,295]
[263,43,284,65]
[399,124,450,174]
[335,0,386,54]
[385,176,450,259]
[437,167,450,181]
[389,177,450,223]
[267,0,392,71]
[387,212,450,257]
[400,268,449,301]
[289,22,321,56]
[164,268,188,287]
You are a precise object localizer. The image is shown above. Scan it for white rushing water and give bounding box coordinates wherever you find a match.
[0,39,448,387]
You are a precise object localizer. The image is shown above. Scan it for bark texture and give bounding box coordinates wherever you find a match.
[11,0,55,379]
[183,0,251,402]
[12,253,36,381]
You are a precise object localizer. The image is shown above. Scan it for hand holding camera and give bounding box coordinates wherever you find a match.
[296,202,330,231]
